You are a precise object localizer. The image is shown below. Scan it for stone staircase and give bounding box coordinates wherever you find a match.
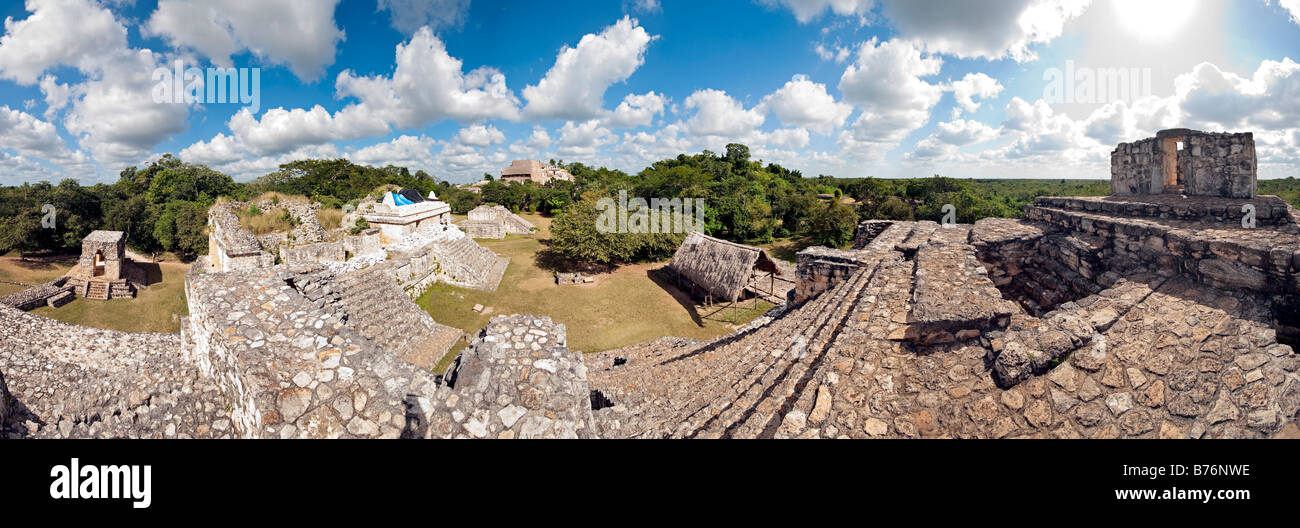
[588,251,901,438]
[330,267,462,370]
[431,236,508,291]
[85,281,108,300]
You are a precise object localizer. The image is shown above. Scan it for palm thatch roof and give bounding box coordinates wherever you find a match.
[667,232,782,303]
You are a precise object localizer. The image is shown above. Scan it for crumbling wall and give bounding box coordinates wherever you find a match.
[344,228,381,256]
[1111,138,1164,196]
[419,315,595,439]
[1184,132,1256,199]
[1111,130,1257,199]
[282,242,345,269]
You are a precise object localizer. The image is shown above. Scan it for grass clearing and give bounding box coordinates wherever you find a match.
[1,252,190,333]
[418,213,772,357]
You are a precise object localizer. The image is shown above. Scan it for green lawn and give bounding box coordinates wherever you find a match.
[1,252,190,333]
[419,214,772,365]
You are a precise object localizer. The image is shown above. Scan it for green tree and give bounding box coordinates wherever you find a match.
[806,200,859,248]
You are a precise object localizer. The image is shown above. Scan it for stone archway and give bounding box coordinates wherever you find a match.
[92,250,105,277]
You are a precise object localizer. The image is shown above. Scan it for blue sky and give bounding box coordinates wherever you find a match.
[1,0,1299,185]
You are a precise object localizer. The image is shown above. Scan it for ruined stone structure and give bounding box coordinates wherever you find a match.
[208,202,275,272]
[60,231,146,300]
[459,204,536,239]
[1112,129,1257,199]
[500,160,574,185]
[2,134,1298,439]
[355,191,452,244]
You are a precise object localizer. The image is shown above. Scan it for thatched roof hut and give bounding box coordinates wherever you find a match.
[666,232,782,303]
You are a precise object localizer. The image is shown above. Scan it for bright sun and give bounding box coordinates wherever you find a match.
[1112,0,1199,41]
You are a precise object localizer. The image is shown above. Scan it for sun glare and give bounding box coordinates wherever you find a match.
[1112,0,1199,41]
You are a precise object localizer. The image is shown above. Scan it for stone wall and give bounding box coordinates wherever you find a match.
[343,228,381,256]
[0,277,71,311]
[1111,130,1257,199]
[282,242,346,269]
[851,220,895,249]
[1024,205,1300,297]
[182,266,441,438]
[1111,137,1164,196]
[1184,132,1256,199]
[418,315,596,439]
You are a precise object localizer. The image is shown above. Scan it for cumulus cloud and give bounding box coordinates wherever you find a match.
[950,72,1004,114]
[908,119,999,160]
[0,0,191,171]
[144,0,345,81]
[838,38,943,156]
[759,75,852,135]
[200,26,521,160]
[377,0,471,35]
[881,0,1089,62]
[605,91,667,128]
[760,0,875,23]
[522,16,657,121]
[348,134,439,172]
[682,89,765,138]
[557,120,617,157]
[336,27,520,127]
[455,124,506,146]
[0,0,127,85]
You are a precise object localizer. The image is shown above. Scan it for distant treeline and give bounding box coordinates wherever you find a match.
[2,146,1295,265]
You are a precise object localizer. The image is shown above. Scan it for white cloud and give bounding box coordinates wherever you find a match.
[682,89,765,138]
[1280,0,1300,25]
[336,27,520,127]
[950,72,1004,114]
[814,44,852,63]
[630,0,662,14]
[348,134,438,171]
[880,0,1090,62]
[1175,58,1300,130]
[758,127,812,149]
[605,91,667,128]
[557,120,617,157]
[522,16,656,120]
[144,0,345,81]
[0,0,190,170]
[908,119,999,160]
[838,38,943,156]
[38,74,72,120]
[761,0,875,23]
[0,105,83,164]
[759,75,852,134]
[455,124,506,147]
[223,105,386,156]
[377,0,471,35]
[0,0,127,85]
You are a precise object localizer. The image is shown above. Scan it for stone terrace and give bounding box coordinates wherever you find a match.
[585,208,1299,438]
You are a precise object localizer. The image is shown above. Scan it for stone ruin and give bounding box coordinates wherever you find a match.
[64,230,145,300]
[2,133,1299,439]
[459,204,536,240]
[0,230,145,311]
[353,189,452,244]
[1112,128,1256,198]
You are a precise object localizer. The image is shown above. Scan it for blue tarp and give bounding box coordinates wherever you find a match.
[392,192,415,206]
